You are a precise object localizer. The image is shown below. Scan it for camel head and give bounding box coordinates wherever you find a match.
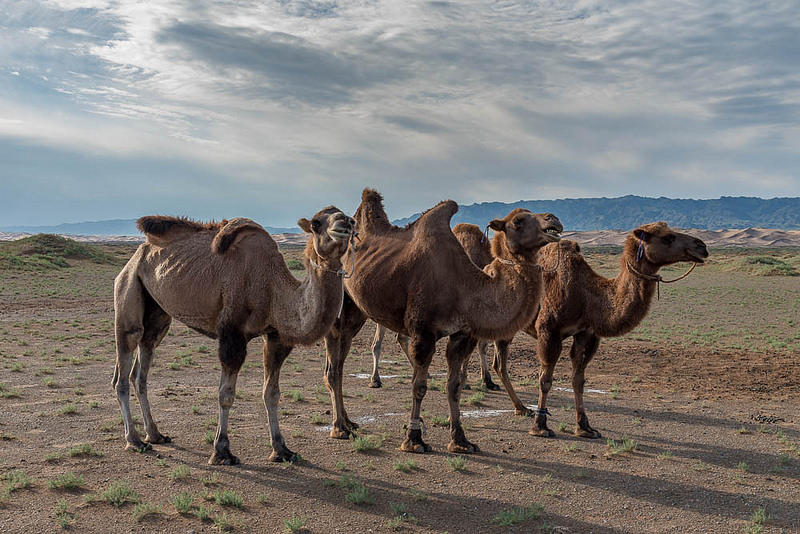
[489,209,563,258]
[298,206,356,267]
[629,222,709,266]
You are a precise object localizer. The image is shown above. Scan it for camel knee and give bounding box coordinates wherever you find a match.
[262,383,280,406]
[539,373,553,393]
[219,388,235,410]
[413,381,428,401]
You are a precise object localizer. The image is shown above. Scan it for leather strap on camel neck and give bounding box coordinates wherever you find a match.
[625,261,698,300]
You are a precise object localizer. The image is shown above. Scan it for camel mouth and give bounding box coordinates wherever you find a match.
[687,252,706,264]
[543,227,562,242]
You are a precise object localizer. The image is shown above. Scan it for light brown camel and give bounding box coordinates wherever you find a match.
[462,222,708,438]
[113,208,355,464]
[366,223,501,391]
[323,189,562,453]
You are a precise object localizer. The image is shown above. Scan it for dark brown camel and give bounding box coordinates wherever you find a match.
[323,190,562,454]
[367,223,502,391]
[113,208,355,464]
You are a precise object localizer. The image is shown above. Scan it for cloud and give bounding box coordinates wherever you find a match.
[0,0,798,226]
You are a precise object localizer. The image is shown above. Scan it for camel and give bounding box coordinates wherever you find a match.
[112,207,356,464]
[366,222,506,391]
[323,189,562,454]
[461,221,708,438]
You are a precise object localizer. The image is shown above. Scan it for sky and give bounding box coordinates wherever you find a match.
[1,0,799,228]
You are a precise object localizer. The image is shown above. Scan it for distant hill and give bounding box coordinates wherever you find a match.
[0,219,296,236]
[393,196,800,231]
[3,196,800,238]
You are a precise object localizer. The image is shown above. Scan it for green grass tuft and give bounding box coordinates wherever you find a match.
[491,503,544,526]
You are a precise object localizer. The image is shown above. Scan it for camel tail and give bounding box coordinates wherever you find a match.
[212,218,267,254]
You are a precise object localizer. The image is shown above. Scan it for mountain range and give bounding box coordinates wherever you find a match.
[394,196,800,231]
[2,196,799,236]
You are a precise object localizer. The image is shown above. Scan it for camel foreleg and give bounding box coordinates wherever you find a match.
[262,332,297,462]
[323,294,366,439]
[446,331,480,454]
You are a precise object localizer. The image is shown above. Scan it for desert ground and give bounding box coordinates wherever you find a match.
[0,236,798,533]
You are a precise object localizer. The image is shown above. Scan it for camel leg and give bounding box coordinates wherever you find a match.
[571,332,602,439]
[323,293,366,439]
[446,332,480,454]
[132,297,172,444]
[400,331,436,453]
[368,324,385,388]
[113,272,150,453]
[492,339,532,416]
[477,340,501,391]
[209,325,247,465]
[530,327,561,437]
[262,332,297,462]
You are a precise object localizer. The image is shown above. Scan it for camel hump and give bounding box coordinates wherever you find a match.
[414,200,458,236]
[453,223,492,268]
[540,239,581,270]
[354,188,394,234]
[212,218,268,254]
[137,215,224,237]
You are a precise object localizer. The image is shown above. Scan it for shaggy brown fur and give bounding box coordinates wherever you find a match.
[366,223,500,390]
[113,209,355,465]
[528,222,708,438]
[323,189,562,454]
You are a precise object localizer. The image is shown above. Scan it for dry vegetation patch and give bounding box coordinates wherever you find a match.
[0,244,797,532]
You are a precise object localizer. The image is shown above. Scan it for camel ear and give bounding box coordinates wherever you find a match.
[489,219,506,232]
[297,218,313,233]
[634,227,651,242]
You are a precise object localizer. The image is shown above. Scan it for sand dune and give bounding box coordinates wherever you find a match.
[2,228,800,247]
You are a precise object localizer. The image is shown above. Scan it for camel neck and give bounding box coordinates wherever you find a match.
[594,253,659,337]
[273,257,344,346]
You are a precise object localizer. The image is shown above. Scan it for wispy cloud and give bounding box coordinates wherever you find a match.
[0,0,798,226]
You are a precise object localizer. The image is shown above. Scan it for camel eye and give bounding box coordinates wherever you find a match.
[661,235,676,245]
[311,219,322,232]
[513,217,524,226]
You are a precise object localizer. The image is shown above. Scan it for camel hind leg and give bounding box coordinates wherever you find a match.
[132,294,172,444]
[570,332,602,438]
[530,324,561,437]
[476,340,501,391]
[113,270,149,452]
[262,332,296,462]
[368,323,386,388]
[400,330,436,453]
[209,324,247,465]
